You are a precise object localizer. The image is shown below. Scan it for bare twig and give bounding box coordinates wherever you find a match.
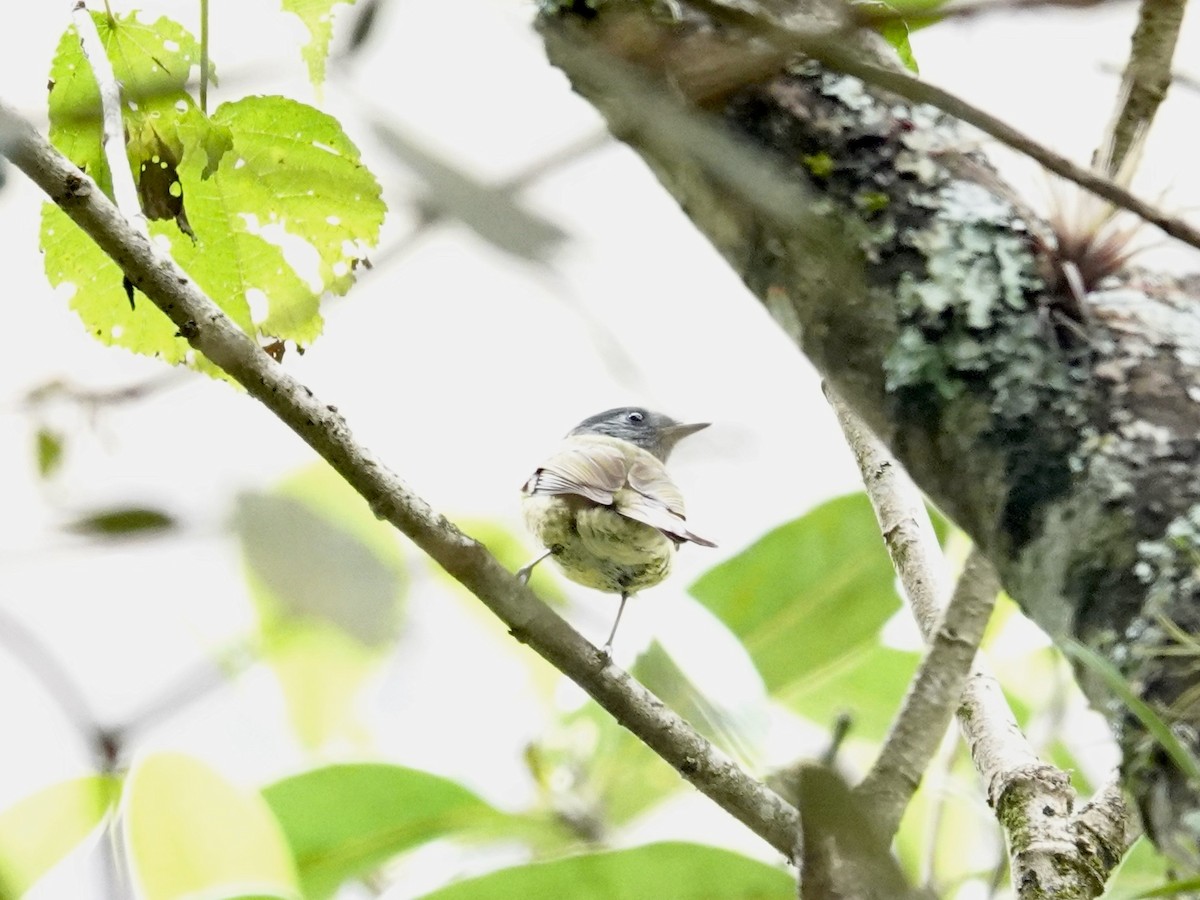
[0,604,97,739]
[827,389,1127,897]
[370,119,568,263]
[855,548,999,841]
[17,372,188,416]
[824,386,952,636]
[0,99,803,863]
[689,0,1200,255]
[1103,0,1187,174]
[830,391,1128,897]
[118,640,258,740]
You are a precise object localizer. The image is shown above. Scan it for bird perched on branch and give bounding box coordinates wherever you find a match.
[518,407,716,657]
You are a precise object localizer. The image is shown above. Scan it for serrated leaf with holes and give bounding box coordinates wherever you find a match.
[282,0,359,88]
[46,12,203,196]
[41,13,384,369]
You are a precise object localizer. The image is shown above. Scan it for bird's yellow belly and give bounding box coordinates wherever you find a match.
[522,494,674,594]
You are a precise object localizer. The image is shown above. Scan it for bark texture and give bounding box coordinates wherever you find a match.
[537,0,1200,865]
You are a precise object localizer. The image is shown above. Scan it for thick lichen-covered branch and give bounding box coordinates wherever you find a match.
[537,0,1200,864]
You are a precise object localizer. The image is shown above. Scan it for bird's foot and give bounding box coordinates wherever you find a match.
[516,549,554,585]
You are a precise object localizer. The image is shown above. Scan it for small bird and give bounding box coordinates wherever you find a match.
[518,407,716,657]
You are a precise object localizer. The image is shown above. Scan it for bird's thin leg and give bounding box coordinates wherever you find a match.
[601,592,631,660]
[516,549,554,584]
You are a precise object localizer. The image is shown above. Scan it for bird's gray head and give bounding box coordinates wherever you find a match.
[568,407,709,461]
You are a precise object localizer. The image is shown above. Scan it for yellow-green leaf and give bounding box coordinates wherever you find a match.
[42,14,384,369]
[281,0,358,88]
[264,622,378,749]
[123,753,300,900]
[35,428,64,479]
[0,775,119,899]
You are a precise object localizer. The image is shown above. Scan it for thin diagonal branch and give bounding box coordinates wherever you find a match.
[0,604,97,738]
[0,100,803,863]
[855,548,998,841]
[1104,0,1187,174]
[825,386,953,637]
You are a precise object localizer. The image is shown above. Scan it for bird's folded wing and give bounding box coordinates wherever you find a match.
[622,456,718,548]
[523,441,629,506]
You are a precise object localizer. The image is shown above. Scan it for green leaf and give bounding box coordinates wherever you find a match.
[43,12,221,365]
[272,622,381,748]
[878,18,918,72]
[416,842,794,900]
[35,428,65,479]
[632,641,767,766]
[847,2,917,71]
[691,493,934,733]
[786,643,920,743]
[205,95,384,326]
[535,699,682,827]
[281,0,358,88]
[0,775,119,899]
[64,507,176,537]
[851,0,952,71]
[263,763,517,899]
[1099,836,1172,899]
[124,753,300,900]
[42,14,384,368]
[47,12,202,197]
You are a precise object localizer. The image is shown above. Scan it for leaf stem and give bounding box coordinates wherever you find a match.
[199,0,209,114]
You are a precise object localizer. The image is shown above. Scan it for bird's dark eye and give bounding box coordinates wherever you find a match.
[626,411,644,424]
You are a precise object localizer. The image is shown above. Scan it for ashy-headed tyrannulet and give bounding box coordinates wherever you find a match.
[518,407,716,656]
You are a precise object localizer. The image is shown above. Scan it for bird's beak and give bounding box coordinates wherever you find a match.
[661,421,710,447]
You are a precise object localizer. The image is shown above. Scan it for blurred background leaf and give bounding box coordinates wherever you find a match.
[235,464,408,749]
[633,640,767,767]
[123,753,300,900]
[63,507,176,538]
[414,842,794,900]
[0,775,118,899]
[34,428,64,479]
[263,762,542,899]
